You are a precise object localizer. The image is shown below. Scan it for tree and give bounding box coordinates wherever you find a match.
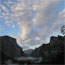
[61,25,65,36]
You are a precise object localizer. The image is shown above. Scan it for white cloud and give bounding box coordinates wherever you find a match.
[12,25,16,28]
[33,5,38,11]
[1,5,9,13]
[59,9,65,18]
[1,0,65,50]
[35,37,40,40]
[24,39,31,43]
[5,21,11,26]
[18,22,33,40]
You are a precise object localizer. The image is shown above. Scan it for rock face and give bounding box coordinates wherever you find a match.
[40,35,64,64]
[0,35,64,64]
[24,49,33,56]
[0,36,25,64]
[31,47,41,57]
[31,35,65,64]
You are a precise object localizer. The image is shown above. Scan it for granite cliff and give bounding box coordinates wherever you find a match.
[0,36,25,64]
[31,36,65,64]
[0,35,64,64]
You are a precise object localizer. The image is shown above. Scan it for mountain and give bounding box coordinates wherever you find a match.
[40,35,65,64]
[0,36,25,64]
[31,35,65,64]
[0,35,64,64]
[30,47,41,57]
[24,49,33,56]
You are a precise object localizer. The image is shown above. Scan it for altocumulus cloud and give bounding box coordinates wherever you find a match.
[0,0,65,50]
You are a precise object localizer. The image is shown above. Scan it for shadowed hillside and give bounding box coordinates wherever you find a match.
[0,35,65,65]
[0,36,25,64]
[31,35,65,64]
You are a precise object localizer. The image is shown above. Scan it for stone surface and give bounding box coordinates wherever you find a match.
[31,47,41,57]
[0,35,64,64]
[40,35,64,64]
[31,35,65,64]
[0,36,25,64]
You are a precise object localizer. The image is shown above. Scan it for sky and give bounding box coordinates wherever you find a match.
[0,0,65,50]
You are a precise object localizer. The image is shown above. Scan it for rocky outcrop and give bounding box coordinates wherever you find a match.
[0,36,25,64]
[40,35,65,64]
[30,35,65,64]
[0,35,64,64]
[31,47,41,57]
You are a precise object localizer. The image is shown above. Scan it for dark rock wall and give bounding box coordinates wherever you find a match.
[40,36,64,64]
[0,35,64,64]
[0,36,25,64]
[31,47,41,57]
[30,36,64,64]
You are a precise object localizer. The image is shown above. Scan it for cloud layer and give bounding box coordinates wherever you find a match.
[1,0,65,50]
